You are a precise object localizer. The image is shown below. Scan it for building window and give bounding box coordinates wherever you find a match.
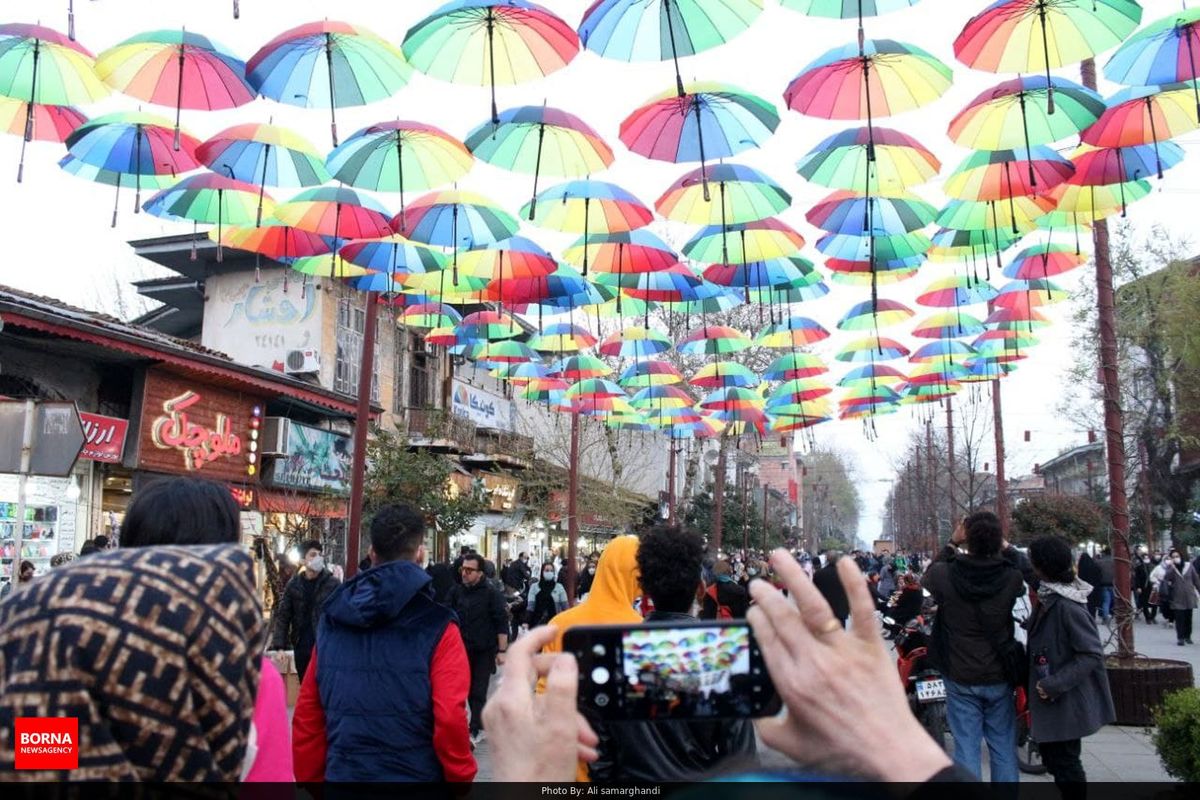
[335,298,379,401]
[409,331,433,408]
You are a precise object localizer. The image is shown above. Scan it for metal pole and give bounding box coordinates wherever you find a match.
[1082,58,1135,659]
[9,400,35,594]
[992,378,1010,538]
[346,293,378,578]
[712,437,726,552]
[667,441,677,526]
[566,410,580,604]
[762,484,769,552]
[946,398,956,530]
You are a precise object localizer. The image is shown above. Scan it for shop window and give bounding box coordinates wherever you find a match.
[335,298,379,401]
[408,331,433,409]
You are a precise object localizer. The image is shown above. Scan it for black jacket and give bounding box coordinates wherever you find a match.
[447,579,508,653]
[271,568,339,649]
[588,611,757,782]
[701,579,750,619]
[922,547,1026,685]
[813,561,850,622]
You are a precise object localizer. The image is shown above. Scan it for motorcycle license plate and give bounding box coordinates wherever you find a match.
[916,678,946,703]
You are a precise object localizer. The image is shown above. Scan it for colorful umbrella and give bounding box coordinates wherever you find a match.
[683,217,805,264]
[396,189,519,247]
[273,186,393,240]
[837,363,906,388]
[953,0,1142,113]
[916,274,998,307]
[656,162,790,225]
[756,316,831,348]
[618,358,683,386]
[704,257,813,294]
[765,352,829,381]
[948,76,1104,158]
[603,329,674,360]
[95,29,255,150]
[1105,8,1200,118]
[2,96,84,181]
[0,23,108,121]
[459,309,526,340]
[677,325,752,355]
[402,0,579,125]
[837,298,914,331]
[143,173,269,261]
[552,354,612,379]
[808,190,935,235]
[1081,84,1200,178]
[836,335,910,362]
[465,105,613,219]
[1002,242,1087,280]
[403,303,464,329]
[797,126,940,192]
[340,236,449,277]
[691,362,759,389]
[944,146,1075,202]
[912,311,985,338]
[781,0,919,21]
[620,82,779,200]
[562,229,679,279]
[580,0,764,96]
[247,20,411,146]
[198,123,330,226]
[65,111,201,222]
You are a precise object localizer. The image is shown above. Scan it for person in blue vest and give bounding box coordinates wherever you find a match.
[291,504,476,782]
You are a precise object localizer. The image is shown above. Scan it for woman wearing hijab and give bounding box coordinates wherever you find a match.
[1161,548,1200,646]
[526,561,568,628]
[0,543,263,780]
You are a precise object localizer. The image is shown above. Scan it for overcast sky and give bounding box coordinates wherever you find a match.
[3,0,1197,542]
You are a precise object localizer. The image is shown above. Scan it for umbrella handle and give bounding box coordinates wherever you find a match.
[233,0,240,19]
[112,174,121,228]
[68,0,75,41]
[16,134,28,183]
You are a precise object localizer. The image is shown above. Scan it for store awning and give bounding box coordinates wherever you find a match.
[258,488,347,518]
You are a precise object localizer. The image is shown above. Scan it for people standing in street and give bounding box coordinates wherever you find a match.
[1161,547,1200,646]
[270,539,339,683]
[922,512,1026,783]
[589,526,756,781]
[1150,554,1174,626]
[512,551,532,592]
[1025,535,1115,799]
[526,561,568,628]
[813,552,850,628]
[700,559,750,619]
[447,553,510,744]
[1093,546,1115,625]
[292,504,475,782]
[0,560,33,599]
[1134,553,1157,624]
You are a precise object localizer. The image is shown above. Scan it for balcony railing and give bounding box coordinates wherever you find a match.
[405,407,476,451]
[471,430,535,463]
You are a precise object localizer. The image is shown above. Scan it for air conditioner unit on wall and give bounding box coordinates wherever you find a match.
[285,349,321,375]
[260,418,290,457]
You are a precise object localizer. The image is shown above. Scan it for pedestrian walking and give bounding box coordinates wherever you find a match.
[0,544,263,780]
[700,559,750,619]
[1134,554,1157,624]
[588,525,756,781]
[1025,535,1116,799]
[526,561,568,628]
[1076,552,1102,620]
[270,538,339,682]
[292,504,476,782]
[922,512,1026,783]
[119,476,293,781]
[447,552,510,744]
[1093,547,1115,624]
[1161,548,1200,646]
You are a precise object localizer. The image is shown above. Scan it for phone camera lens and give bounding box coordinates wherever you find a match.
[595,693,610,707]
[591,644,606,657]
[591,666,611,685]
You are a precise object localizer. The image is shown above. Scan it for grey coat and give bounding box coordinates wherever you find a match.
[1026,589,1115,743]
[1162,563,1200,611]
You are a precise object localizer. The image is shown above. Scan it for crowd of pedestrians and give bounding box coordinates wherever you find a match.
[2,476,1198,791]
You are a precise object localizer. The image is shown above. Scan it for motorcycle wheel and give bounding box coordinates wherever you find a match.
[920,702,950,753]
[1016,717,1048,775]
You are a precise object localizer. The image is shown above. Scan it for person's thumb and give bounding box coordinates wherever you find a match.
[542,653,580,728]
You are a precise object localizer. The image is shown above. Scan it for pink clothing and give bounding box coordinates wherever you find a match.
[244,656,294,782]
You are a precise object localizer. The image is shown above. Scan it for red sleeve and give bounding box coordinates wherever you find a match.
[431,623,477,783]
[291,648,327,782]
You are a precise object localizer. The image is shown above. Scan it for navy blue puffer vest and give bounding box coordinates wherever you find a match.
[316,559,454,781]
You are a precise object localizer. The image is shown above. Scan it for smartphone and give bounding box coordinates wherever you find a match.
[562,619,780,722]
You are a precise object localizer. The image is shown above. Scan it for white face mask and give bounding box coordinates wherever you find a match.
[308,555,325,573]
[1174,558,1183,567]
[542,571,556,580]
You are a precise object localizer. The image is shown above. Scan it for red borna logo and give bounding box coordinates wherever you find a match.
[14,717,78,770]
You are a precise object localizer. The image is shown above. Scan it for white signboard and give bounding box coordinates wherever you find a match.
[202,268,324,373]
[451,380,514,432]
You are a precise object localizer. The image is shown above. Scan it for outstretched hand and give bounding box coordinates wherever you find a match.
[481,625,599,782]
[748,549,952,782]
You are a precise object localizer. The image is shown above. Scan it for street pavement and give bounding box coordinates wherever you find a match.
[473,615,1196,782]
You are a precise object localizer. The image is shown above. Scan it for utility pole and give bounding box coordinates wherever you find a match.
[712,435,727,553]
[946,397,956,532]
[925,417,937,546]
[1082,58,1135,659]
[666,440,677,526]
[992,376,1010,538]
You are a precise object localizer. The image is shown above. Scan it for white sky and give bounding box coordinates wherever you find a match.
[2,0,1198,542]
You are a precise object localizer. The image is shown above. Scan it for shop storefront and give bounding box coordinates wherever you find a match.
[80,411,132,540]
[0,464,92,588]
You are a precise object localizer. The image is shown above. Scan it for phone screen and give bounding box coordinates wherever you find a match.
[564,621,778,721]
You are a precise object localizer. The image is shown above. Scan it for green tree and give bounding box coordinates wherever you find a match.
[1010,494,1106,545]
[685,486,786,551]
[364,427,488,555]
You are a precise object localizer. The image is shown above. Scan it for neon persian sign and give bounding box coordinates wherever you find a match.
[151,390,243,471]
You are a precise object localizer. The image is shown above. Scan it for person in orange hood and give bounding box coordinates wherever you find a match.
[540,534,641,781]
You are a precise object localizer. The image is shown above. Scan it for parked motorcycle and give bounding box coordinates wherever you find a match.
[883,613,949,751]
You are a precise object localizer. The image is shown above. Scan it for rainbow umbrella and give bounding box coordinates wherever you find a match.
[212,221,334,280]
[340,236,449,277]
[561,229,679,279]
[754,274,830,305]
[837,298,914,331]
[603,329,673,360]
[656,162,790,225]
[756,316,831,348]
[916,274,998,307]
[928,226,1020,261]
[700,386,765,422]
[816,231,930,263]
[1105,8,1200,118]
[326,121,474,229]
[949,76,1104,159]
[782,0,919,20]
[459,309,525,340]
[600,263,705,303]
[1043,180,1149,222]
[495,361,551,385]
[953,0,1142,113]
[912,311,985,338]
[797,126,940,192]
[620,82,779,201]
[768,378,833,405]
[466,105,613,219]
[0,96,83,142]
[962,358,1016,381]
[477,340,539,364]
[765,352,828,381]
[618,359,683,387]
[95,29,254,150]
[529,323,598,353]
[936,196,1054,234]
[57,151,178,226]
[198,123,330,226]
[143,173,268,261]
[524,179,651,233]
[0,24,108,168]
[456,236,559,293]
[482,264,594,309]
[273,186,393,240]
[836,335,909,362]
[65,111,201,224]
[289,254,374,282]
[579,0,764,97]
[1081,83,1200,179]
[683,217,805,264]
[677,325,751,355]
[402,0,579,125]
[704,257,813,293]
[247,21,411,147]
[403,303,463,329]
[785,38,952,123]
[691,362,759,389]
[630,385,694,410]
[552,354,612,379]
[807,190,935,235]
[837,363,906,388]
[395,189,519,247]
[944,146,1075,203]
[995,278,1068,306]
[1067,142,1184,209]
[660,285,744,315]
[1004,242,1087,281]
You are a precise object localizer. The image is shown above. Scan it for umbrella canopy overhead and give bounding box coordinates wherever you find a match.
[325,120,474,205]
[948,75,1104,151]
[657,162,791,225]
[797,126,941,192]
